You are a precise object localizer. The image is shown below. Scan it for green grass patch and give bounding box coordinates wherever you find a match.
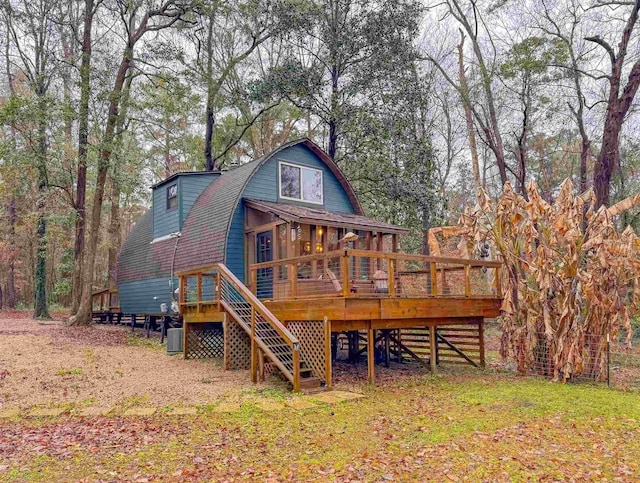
[126,334,164,349]
[3,374,640,481]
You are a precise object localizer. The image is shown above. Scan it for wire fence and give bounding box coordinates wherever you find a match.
[485,323,640,390]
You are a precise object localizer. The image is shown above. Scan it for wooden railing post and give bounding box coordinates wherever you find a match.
[341,253,350,297]
[388,258,395,296]
[196,273,202,304]
[288,263,297,297]
[178,276,184,305]
[292,346,300,392]
[216,271,221,303]
[250,268,257,295]
[430,262,438,296]
[464,264,471,297]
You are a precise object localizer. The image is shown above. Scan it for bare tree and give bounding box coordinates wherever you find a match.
[70,0,101,313]
[586,1,640,206]
[68,0,191,326]
[537,0,592,194]
[425,0,508,187]
[457,31,482,193]
[3,0,60,318]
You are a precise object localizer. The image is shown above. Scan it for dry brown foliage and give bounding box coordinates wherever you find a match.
[459,180,640,381]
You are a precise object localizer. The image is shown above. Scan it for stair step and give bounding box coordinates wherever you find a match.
[299,377,323,390]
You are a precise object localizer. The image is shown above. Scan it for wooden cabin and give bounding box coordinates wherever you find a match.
[116,139,502,391]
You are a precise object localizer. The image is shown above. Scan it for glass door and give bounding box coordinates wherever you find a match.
[256,230,273,298]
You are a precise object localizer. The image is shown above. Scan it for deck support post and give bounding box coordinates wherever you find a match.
[348,331,359,363]
[367,323,375,385]
[384,330,390,368]
[324,317,332,387]
[258,348,265,381]
[183,321,189,359]
[479,320,485,367]
[429,325,437,374]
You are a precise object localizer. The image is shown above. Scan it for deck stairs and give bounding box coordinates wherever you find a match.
[216,264,321,391]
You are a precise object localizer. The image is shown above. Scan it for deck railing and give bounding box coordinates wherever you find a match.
[249,249,502,301]
[92,288,120,312]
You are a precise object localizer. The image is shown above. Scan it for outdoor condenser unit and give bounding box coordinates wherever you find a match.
[166,328,183,355]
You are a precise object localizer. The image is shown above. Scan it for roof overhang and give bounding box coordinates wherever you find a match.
[245,199,409,235]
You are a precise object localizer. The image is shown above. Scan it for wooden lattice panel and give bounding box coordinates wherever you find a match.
[186,327,224,359]
[288,320,327,381]
[224,319,250,370]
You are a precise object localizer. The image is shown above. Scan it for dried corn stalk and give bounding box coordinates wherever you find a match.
[459,180,640,381]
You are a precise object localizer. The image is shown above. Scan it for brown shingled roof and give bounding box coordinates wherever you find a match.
[119,139,368,279]
[245,199,409,234]
[117,209,180,283]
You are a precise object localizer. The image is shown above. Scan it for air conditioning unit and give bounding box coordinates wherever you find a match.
[166,328,183,355]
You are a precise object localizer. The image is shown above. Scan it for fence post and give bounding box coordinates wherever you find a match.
[607,332,610,387]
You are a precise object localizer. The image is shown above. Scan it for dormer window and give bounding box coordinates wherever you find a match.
[167,183,178,210]
[279,161,323,205]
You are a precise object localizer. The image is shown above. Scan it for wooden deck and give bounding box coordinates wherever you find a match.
[177,249,502,390]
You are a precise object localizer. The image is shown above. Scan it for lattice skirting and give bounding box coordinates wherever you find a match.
[185,325,224,359]
[288,320,327,382]
[224,318,251,370]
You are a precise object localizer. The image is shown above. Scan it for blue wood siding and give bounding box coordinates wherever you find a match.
[119,277,177,315]
[152,185,179,239]
[153,173,218,239]
[225,144,356,282]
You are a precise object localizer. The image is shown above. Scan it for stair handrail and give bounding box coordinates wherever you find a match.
[178,263,301,391]
[215,264,300,346]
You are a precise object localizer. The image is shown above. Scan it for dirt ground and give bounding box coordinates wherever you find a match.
[0,312,256,410]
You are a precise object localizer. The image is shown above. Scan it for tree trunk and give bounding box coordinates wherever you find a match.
[107,177,121,287]
[34,95,50,319]
[68,48,132,326]
[204,15,215,171]
[6,197,17,308]
[457,34,481,194]
[594,114,623,208]
[328,66,339,160]
[451,3,508,186]
[588,2,640,207]
[71,0,94,314]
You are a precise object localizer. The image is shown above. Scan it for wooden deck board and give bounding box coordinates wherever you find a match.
[262,297,501,323]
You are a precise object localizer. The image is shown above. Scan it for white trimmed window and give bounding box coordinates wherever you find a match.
[279,161,323,204]
[167,183,178,210]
